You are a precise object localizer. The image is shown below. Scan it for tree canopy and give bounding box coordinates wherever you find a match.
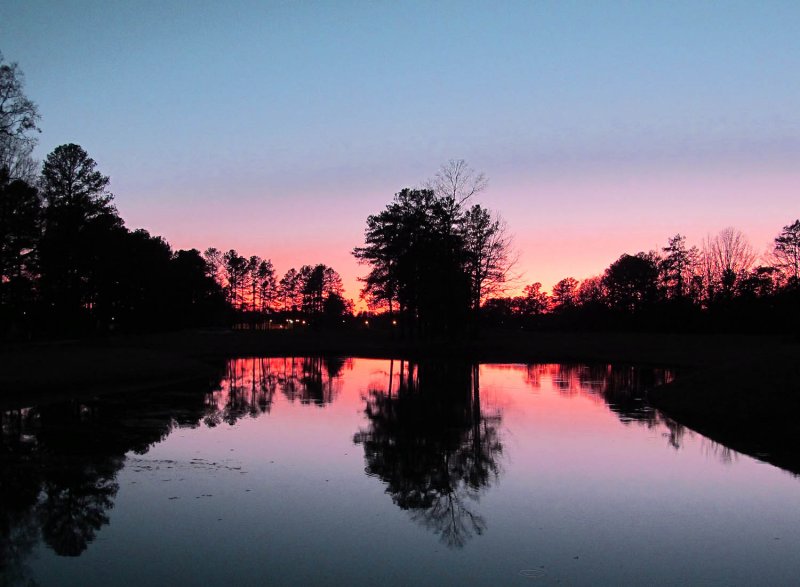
[354,162,513,337]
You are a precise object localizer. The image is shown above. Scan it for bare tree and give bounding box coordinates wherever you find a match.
[426,159,488,225]
[0,53,41,182]
[427,159,487,203]
[702,228,755,299]
[429,160,515,316]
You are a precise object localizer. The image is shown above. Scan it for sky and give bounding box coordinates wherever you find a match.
[2,1,799,304]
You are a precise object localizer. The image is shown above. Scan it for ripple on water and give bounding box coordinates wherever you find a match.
[519,568,546,579]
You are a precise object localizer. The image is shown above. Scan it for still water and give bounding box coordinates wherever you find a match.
[2,358,799,586]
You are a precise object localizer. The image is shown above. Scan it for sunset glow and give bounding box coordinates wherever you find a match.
[2,2,797,303]
[4,4,800,584]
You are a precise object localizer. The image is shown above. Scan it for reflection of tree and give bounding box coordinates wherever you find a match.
[354,361,503,548]
[204,357,347,425]
[0,405,126,560]
[0,508,39,587]
[1,409,41,586]
[1,356,349,570]
[0,377,218,566]
[37,458,120,556]
[297,357,346,405]
[205,358,279,426]
[524,364,690,448]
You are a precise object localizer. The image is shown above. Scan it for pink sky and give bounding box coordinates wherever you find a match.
[117,161,799,307]
[5,1,798,310]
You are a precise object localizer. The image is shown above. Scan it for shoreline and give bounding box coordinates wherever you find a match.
[3,328,798,474]
[1,328,777,398]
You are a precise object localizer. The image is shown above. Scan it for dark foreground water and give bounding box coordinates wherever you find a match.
[2,358,799,586]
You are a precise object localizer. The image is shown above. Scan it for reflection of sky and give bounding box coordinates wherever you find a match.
[21,357,800,585]
[2,1,799,298]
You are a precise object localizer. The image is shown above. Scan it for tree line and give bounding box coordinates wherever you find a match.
[0,140,351,336]
[351,158,798,336]
[201,249,350,323]
[0,54,349,337]
[481,226,800,333]
[3,51,797,339]
[1,141,229,335]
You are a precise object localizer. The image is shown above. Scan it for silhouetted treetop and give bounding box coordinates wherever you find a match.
[355,162,513,337]
[0,52,40,182]
[41,144,116,220]
[427,158,487,210]
[0,53,39,141]
[603,252,660,313]
[551,277,579,311]
[774,220,800,286]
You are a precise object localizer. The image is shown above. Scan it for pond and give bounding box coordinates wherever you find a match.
[2,358,799,586]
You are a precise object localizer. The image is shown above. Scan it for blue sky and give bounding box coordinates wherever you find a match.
[2,1,799,298]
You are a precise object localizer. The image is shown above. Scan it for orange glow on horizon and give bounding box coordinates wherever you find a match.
[150,163,799,309]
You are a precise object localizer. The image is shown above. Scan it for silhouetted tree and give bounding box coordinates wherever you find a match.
[255,258,277,313]
[222,250,248,310]
[357,188,471,336]
[519,282,550,316]
[427,158,487,214]
[774,220,800,287]
[40,144,116,217]
[602,253,660,313]
[462,204,514,316]
[203,247,223,281]
[169,248,226,326]
[279,268,301,313]
[322,265,343,298]
[246,255,263,312]
[0,52,40,183]
[352,205,401,314]
[702,228,755,302]
[93,228,173,329]
[38,144,122,331]
[576,276,605,307]
[355,160,514,337]
[737,265,780,300]
[0,169,40,333]
[321,292,349,323]
[298,264,323,314]
[660,234,699,300]
[551,277,579,311]
[294,264,344,318]
[429,161,513,322]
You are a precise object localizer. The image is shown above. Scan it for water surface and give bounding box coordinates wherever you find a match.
[2,358,799,586]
